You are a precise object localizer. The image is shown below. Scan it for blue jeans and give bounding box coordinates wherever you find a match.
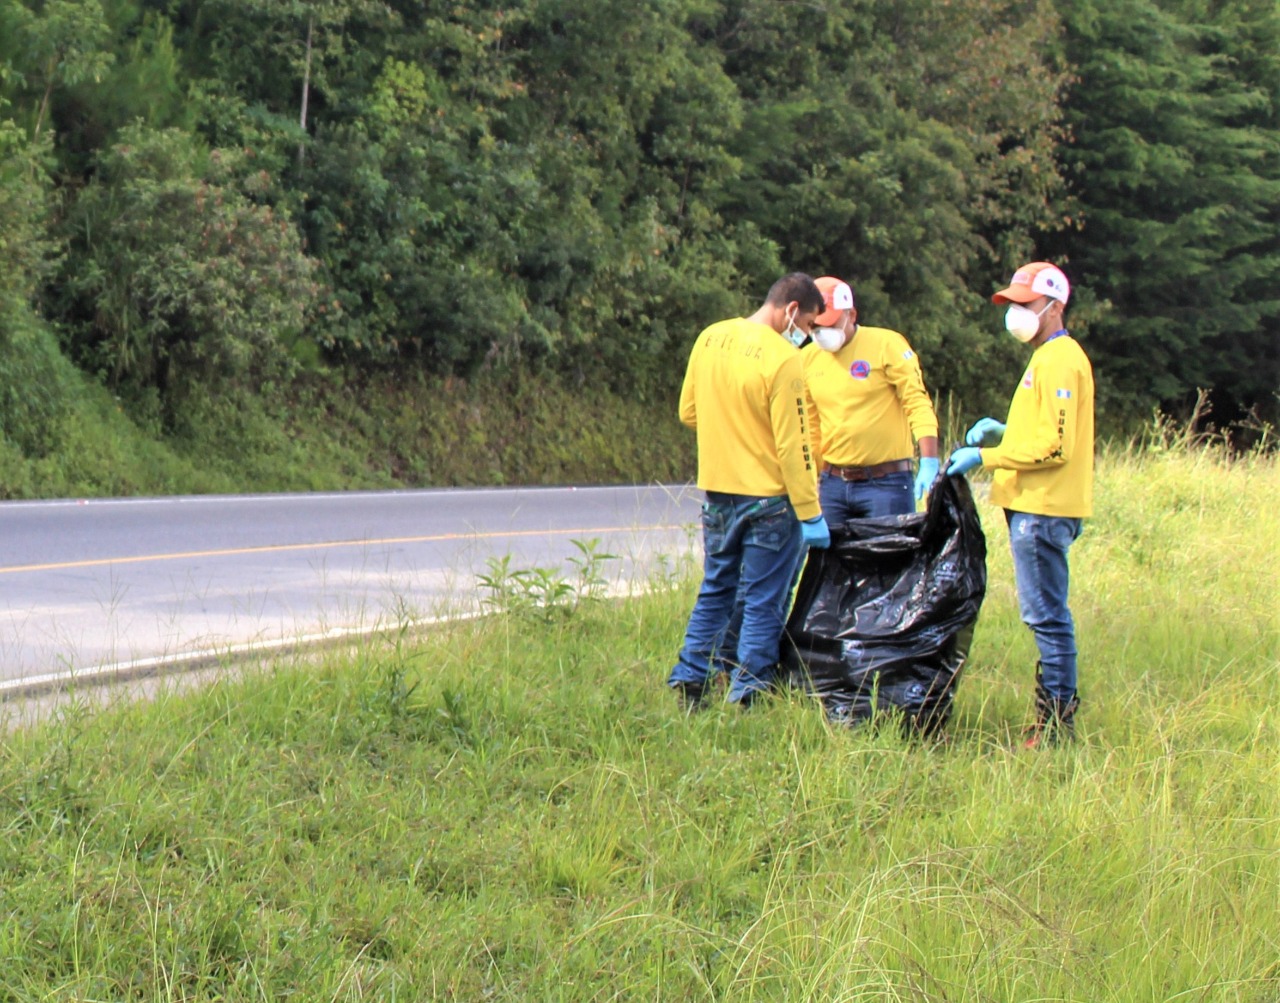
[819,469,915,525]
[669,493,804,703]
[1006,510,1084,702]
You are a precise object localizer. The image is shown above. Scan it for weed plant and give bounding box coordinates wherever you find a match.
[0,440,1275,1000]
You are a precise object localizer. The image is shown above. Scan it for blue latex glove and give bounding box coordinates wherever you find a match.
[913,456,940,501]
[946,447,983,477]
[800,515,831,549]
[964,417,1007,447]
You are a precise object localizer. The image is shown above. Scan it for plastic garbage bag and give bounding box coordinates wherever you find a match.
[782,474,987,733]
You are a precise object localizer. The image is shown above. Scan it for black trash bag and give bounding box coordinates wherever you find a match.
[781,474,987,733]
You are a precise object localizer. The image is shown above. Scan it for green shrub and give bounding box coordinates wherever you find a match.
[0,305,74,458]
[56,124,317,430]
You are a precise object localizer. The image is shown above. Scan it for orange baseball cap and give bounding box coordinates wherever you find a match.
[992,262,1070,305]
[814,276,855,326]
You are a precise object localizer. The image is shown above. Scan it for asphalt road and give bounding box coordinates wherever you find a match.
[0,484,703,696]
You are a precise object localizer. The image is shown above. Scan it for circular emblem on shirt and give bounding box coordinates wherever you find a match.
[790,378,804,393]
[850,360,871,380]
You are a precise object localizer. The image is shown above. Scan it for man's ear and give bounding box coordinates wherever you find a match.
[849,308,859,328]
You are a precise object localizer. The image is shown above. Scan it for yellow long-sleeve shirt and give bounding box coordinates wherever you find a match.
[981,334,1094,518]
[678,317,820,521]
[800,325,939,467]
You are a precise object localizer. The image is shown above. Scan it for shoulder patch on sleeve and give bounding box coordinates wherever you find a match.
[902,350,914,360]
[1056,388,1072,399]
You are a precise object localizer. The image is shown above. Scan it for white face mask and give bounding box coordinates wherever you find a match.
[812,326,846,352]
[1004,301,1054,342]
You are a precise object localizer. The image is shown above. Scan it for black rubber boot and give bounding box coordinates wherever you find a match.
[676,682,709,715]
[1023,666,1079,748]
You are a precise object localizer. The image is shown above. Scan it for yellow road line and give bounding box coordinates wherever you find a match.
[0,523,687,575]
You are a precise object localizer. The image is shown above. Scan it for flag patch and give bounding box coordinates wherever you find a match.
[1056,388,1072,399]
[1021,370,1034,389]
[902,350,914,360]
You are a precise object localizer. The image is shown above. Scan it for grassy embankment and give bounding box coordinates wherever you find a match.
[1,433,1277,1000]
[0,324,695,498]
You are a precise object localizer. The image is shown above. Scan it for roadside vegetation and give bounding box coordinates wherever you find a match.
[0,362,696,498]
[1,434,1275,1000]
[2,1,1277,502]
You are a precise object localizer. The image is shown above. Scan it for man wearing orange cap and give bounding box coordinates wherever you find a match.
[947,261,1094,746]
[801,276,940,523]
[668,273,832,711]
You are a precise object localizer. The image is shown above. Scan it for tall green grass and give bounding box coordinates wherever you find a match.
[1,442,1276,1001]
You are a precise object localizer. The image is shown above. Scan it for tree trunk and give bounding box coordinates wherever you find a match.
[297,14,314,166]
[33,54,60,141]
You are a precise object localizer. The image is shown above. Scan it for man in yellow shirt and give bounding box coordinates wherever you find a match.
[802,276,940,522]
[668,273,832,711]
[947,261,1094,746]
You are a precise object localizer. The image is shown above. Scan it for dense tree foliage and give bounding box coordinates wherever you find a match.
[56,126,316,422]
[1047,0,1280,428]
[0,0,1275,448]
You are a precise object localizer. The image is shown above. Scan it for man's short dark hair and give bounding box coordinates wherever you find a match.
[765,272,823,314]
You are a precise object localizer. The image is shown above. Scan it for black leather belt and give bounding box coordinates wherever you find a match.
[822,459,913,482]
